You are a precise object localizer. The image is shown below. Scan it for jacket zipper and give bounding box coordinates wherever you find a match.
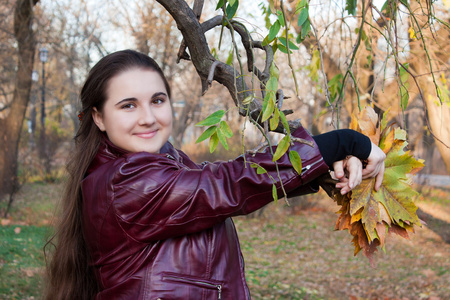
[162,275,222,299]
[300,157,324,175]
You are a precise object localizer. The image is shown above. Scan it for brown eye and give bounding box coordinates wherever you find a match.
[152,98,165,105]
[121,103,136,109]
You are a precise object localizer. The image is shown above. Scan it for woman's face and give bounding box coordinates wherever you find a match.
[92,68,173,154]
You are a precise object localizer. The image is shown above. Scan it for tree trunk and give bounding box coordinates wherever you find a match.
[0,0,39,199]
[408,0,450,173]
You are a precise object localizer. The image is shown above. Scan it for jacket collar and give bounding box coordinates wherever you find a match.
[86,135,181,175]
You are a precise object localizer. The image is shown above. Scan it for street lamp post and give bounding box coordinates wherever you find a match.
[30,70,39,149]
[39,47,48,159]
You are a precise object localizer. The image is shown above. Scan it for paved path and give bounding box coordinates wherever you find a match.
[414,174,450,188]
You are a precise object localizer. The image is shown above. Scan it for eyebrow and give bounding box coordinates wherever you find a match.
[114,92,168,106]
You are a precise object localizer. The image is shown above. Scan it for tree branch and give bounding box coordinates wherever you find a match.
[156,0,302,133]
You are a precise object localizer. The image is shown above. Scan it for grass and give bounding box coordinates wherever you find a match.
[1,182,449,299]
[234,193,450,300]
[0,225,50,299]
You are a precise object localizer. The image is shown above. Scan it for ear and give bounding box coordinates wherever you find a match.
[92,107,106,132]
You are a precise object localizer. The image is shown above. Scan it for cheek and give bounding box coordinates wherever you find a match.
[106,112,134,132]
[162,107,173,126]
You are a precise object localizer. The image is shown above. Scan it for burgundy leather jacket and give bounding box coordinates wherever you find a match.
[81,126,329,299]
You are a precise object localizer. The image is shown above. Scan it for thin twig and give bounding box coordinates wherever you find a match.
[310,21,333,109]
[280,0,300,95]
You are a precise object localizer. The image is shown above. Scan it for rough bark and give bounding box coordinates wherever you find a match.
[0,0,39,199]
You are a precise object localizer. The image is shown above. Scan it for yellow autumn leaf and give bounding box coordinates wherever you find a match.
[408,27,417,40]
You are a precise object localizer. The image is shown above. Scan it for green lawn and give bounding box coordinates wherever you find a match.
[0,225,50,299]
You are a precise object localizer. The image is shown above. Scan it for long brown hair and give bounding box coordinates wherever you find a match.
[44,50,171,300]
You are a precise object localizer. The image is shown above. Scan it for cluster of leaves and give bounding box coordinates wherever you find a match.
[333,106,424,267]
[195,110,234,153]
[196,61,302,171]
[261,0,310,53]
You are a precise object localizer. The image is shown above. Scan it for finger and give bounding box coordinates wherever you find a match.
[336,178,349,189]
[340,184,351,195]
[346,157,363,188]
[362,162,380,179]
[374,162,385,191]
[333,161,345,179]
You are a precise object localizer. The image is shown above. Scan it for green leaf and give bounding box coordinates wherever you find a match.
[266,75,278,92]
[400,86,409,110]
[269,61,279,80]
[297,7,309,27]
[272,41,279,54]
[211,47,218,59]
[288,40,299,50]
[328,73,343,86]
[399,63,409,83]
[195,126,217,143]
[328,73,343,102]
[296,33,305,44]
[226,0,239,19]
[270,108,280,131]
[276,10,285,27]
[209,132,219,153]
[216,0,225,10]
[242,94,254,105]
[268,20,281,41]
[219,120,233,138]
[380,108,390,133]
[278,37,299,51]
[196,110,225,126]
[257,166,267,174]
[262,91,276,122]
[277,43,289,54]
[262,35,271,47]
[217,128,229,150]
[273,135,290,161]
[268,0,275,13]
[345,0,357,15]
[289,150,302,175]
[279,110,290,135]
[300,18,311,39]
[272,184,278,204]
[295,0,308,11]
[226,48,234,66]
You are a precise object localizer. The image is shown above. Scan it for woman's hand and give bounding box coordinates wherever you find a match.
[333,156,363,195]
[363,142,386,191]
[333,142,386,195]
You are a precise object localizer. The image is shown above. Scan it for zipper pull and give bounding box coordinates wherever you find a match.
[301,164,311,174]
[217,285,222,299]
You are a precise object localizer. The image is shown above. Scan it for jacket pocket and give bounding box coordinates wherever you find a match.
[161,272,223,299]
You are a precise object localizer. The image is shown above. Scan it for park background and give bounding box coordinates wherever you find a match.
[0,0,449,299]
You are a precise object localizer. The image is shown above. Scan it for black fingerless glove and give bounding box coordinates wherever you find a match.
[312,129,372,169]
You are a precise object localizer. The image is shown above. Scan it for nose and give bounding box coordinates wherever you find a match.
[138,106,156,126]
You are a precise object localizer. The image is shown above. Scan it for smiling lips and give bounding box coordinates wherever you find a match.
[134,130,158,139]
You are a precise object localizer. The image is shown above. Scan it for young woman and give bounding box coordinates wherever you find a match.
[45,49,385,300]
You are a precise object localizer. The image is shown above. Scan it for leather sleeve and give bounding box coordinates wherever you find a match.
[111,126,329,242]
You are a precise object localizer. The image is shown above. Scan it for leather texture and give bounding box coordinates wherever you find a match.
[81,126,329,299]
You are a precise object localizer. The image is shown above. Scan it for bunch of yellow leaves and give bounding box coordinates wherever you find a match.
[334,106,425,267]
